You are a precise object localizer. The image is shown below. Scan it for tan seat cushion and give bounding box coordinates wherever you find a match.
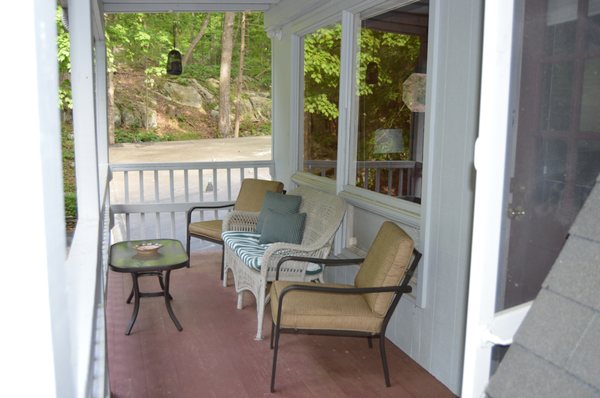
[234,179,284,212]
[270,281,384,334]
[189,219,223,242]
[354,221,414,316]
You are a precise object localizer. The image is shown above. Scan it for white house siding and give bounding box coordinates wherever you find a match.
[267,0,483,393]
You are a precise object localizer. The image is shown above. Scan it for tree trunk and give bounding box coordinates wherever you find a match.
[233,12,247,138]
[107,71,115,145]
[182,14,210,67]
[218,12,235,138]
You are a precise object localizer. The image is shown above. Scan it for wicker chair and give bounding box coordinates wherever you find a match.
[269,221,421,392]
[186,178,283,279]
[222,185,346,340]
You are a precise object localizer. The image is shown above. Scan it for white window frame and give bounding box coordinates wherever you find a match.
[291,0,428,307]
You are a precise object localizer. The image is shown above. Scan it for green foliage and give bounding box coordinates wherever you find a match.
[182,63,221,83]
[303,25,342,120]
[115,129,170,143]
[239,120,271,136]
[103,12,271,91]
[59,11,273,144]
[61,127,77,219]
[64,192,78,219]
[114,128,205,142]
[57,7,72,110]
[305,93,339,120]
[303,23,422,163]
[56,9,70,72]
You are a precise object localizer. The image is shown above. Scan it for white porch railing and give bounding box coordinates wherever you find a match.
[110,160,426,244]
[65,167,111,398]
[109,160,275,247]
[305,160,422,200]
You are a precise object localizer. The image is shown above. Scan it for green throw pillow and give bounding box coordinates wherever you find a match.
[256,191,302,233]
[259,209,306,244]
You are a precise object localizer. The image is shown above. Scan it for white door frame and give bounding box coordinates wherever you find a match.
[461,0,533,396]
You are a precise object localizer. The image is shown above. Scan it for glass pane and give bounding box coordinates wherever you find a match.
[545,22,576,55]
[535,138,567,207]
[587,6,600,52]
[302,24,342,179]
[540,62,573,131]
[580,57,600,131]
[355,2,428,203]
[545,0,577,55]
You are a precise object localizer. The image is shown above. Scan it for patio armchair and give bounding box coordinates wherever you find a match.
[221,185,346,340]
[186,178,284,279]
[269,221,421,392]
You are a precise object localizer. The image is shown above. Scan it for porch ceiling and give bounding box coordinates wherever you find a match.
[102,0,280,13]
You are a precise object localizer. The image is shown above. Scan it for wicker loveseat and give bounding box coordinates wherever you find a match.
[221,185,346,339]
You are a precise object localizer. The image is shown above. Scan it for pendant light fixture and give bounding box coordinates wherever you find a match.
[366,61,378,85]
[167,24,182,75]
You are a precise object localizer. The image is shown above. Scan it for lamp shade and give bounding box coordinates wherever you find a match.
[374,129,404,154]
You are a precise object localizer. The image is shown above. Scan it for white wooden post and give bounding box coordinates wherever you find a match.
[68,0,107,396]
[95,37,109,182]
[0,1,64,396]
[70,0,100,216]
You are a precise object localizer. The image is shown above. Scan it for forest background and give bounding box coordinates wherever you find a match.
[59,10,273,220]
[58,7,422,220]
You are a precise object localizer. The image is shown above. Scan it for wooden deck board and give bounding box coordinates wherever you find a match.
[107,249,455,398]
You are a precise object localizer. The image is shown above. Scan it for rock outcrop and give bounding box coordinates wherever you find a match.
[112,74,270,135]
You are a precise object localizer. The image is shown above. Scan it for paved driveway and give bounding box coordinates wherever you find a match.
[109,136,272,163]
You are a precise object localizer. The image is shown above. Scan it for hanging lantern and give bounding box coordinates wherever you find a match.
[167,25,182,75]
[366,61,378,85]
[167,49,182,75]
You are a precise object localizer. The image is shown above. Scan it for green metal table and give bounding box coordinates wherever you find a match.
[109,239,189,335]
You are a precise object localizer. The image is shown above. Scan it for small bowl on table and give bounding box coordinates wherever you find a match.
[135,242,163,256]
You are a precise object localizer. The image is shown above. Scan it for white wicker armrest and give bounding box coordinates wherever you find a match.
[260,240,333,279]
[222,210,260,232]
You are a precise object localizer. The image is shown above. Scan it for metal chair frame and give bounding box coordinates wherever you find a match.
[269,249,422,392]
[186,202,235,280]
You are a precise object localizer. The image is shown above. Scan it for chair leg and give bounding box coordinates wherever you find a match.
[270,322,275,349]
[270,323,282,392]
[220,247,225,281]
[186,232,191,267]
[368,336,373,348]
[222,247,229,288]
[237,292,244,310]
[255,293,265,340]
[379,336,391,387]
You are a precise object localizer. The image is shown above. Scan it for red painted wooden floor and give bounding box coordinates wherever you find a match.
[107,249,455,398]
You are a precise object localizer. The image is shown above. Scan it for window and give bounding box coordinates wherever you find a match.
[354,2,428,203]
[302,23,342,179]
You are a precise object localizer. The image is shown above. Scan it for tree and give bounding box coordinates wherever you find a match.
[218,12,235,138]
[233,12,247,138]
[182,14,210,67]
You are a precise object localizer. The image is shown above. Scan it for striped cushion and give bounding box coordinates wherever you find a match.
[222,231,322,275]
